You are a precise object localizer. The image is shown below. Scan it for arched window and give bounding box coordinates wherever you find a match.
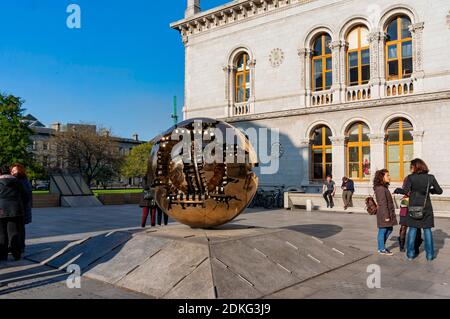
[347,26,370,86]
[311,125,332,180]
[385,15,413,80]
[235,53,250,103]
[386,119,414,181]
[346,122,371,180]
[312,34,332,91]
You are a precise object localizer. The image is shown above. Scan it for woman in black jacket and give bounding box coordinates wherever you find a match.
[0,165,28,261]
[395,159,443,261]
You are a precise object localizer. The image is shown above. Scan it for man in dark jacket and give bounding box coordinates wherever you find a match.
[0,165,28,261]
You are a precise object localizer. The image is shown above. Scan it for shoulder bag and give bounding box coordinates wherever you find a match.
[408,176,430,220]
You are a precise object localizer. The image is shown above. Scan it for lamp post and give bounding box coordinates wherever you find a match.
[171,96,178,126]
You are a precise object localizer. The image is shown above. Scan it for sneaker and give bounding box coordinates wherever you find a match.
[378,249,394,256]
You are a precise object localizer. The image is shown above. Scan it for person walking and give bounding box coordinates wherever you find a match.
[322,175,336,209]
[139,185,157,228]
[341,177,355,210]
[156,206,169,226]
[395,159,443,261]
[10,164,33,253]
[374,169,398,256]
[0,165,28,261]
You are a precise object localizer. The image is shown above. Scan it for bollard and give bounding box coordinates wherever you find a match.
[306,199,313,212]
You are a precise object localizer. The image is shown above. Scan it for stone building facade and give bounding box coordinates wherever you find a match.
[171,0,450,197]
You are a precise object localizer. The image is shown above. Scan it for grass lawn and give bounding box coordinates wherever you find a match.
[92,189,142,195]
[33,190,50,195]
[33,189,142,196]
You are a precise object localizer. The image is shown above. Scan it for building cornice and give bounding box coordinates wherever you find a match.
[170,0,317,44]
[220,90,450,123]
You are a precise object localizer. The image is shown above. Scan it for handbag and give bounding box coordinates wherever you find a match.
[408,176,430,220]
[399,197,409,217]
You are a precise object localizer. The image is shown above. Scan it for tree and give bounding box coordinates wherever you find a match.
[0,94,33,167]
[53,127,123,186]
[121,142,153,180]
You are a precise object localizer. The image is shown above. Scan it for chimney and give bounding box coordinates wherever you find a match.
[185,0,200,18]
[132,133,139,141]
[101,128,110,138]
[52,122,61,132]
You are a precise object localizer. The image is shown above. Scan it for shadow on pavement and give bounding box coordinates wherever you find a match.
[281,224,343,239]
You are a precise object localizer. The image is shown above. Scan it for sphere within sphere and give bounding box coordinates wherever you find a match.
[148,118,258,228]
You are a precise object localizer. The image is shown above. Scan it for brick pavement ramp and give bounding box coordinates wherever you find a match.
[25,225,370,299]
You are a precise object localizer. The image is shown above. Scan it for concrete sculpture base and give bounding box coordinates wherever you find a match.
[25,225,369,299]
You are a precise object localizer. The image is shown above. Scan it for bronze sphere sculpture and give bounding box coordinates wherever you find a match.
[147,118,258,228]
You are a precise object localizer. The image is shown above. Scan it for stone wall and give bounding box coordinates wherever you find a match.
[97,193,141,206]
[33,194,60,208]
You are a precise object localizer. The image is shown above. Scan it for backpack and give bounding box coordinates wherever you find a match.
[365,196,378,215]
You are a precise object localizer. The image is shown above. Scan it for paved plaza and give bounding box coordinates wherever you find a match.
[1,205,450,299]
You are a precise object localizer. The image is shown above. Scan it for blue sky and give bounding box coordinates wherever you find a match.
[0,0,225,141]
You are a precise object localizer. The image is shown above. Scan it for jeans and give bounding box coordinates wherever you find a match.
[377,227,393,251]
[407,228,434,260]
[323,191,334,207]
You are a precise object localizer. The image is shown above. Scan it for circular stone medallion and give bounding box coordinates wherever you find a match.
[269,48,284,68]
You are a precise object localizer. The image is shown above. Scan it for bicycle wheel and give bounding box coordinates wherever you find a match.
[263,196,274,209]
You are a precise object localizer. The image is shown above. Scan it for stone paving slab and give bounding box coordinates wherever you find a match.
[47,231,132,270]
[0,260,148,299]
[85,234,170,284]
[164,258,215,299]
[210,258,262,299]
[116,238,210,298]
[210,238,299,296]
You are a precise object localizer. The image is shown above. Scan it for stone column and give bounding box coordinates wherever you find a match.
[339,41,348,102]
[330,41,343,104]
[330,136,346,182]
[410,22,425,93]
[298,48,313,107]
[248,59,257,114]
[299,138,311,186]
[185,0,201,18]
[184,41,191,119]
[369,133,386,177]
[368,31,386,99]
[412,130,424,158]
[223,65,234,117]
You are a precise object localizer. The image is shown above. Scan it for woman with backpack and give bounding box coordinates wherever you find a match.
[139,185,157,228]
[395,159,443,261]
[373,169,398,256]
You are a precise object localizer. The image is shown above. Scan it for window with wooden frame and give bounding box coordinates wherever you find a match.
[386,119,414,181]
[311,125,332,180]
[346,122,371,180]
[312,34,332,91]
[235,53,250,103]
[385,15,413,80]
[347,26,370,86]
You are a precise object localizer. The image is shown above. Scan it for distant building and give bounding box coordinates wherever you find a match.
[23,114,144,186]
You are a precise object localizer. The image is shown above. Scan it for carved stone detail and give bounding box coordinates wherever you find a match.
[409,22,425,78]
[330,136,346,145]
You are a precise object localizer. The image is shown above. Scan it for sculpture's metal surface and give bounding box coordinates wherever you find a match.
[148,118,258,228]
